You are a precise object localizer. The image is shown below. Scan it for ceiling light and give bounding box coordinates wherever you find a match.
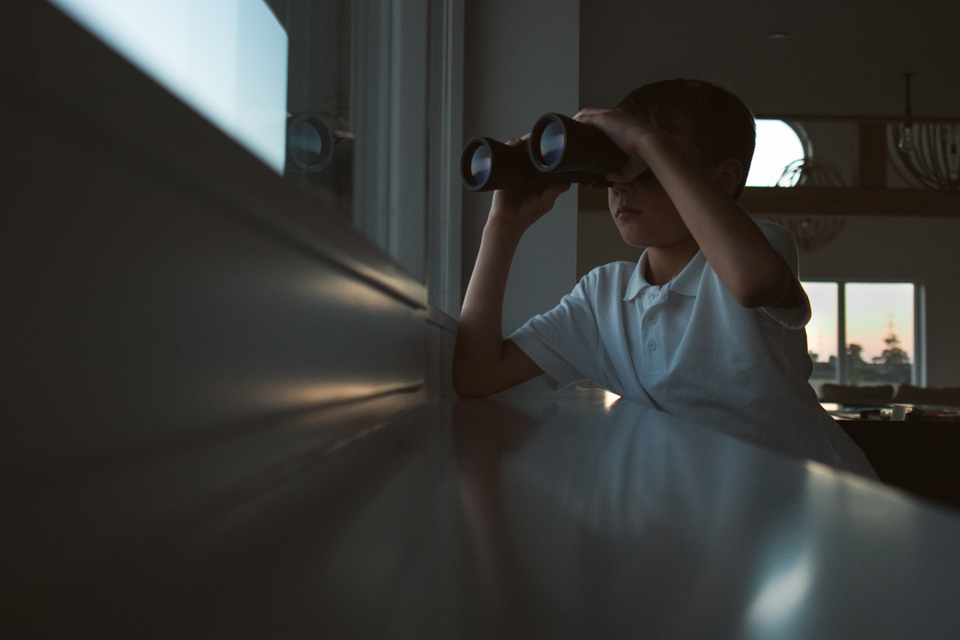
[888,73,960,190]
[770,159,847,252]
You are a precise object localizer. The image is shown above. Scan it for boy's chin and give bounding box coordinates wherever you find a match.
[618,226,694,250]
[616,230,648,248]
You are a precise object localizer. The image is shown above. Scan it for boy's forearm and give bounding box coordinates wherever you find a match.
[453,220,523,394]
[634,132,794,307]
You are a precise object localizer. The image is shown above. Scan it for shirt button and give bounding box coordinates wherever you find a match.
[649,315,658,324]
[648,341,657,351]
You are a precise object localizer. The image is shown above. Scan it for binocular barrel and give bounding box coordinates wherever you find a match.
[288,113,335,172]
[529,113,628,174]
[460,112,628,192]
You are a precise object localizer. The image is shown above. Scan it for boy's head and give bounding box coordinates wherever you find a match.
[617,79,756,199]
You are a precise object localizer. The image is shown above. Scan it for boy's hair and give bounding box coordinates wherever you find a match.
[617,79,756,199]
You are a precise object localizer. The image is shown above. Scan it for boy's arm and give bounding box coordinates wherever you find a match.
[575,109,800,310]
[453,142,570,398]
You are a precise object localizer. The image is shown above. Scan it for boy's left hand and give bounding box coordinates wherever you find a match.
[573,107,655,183]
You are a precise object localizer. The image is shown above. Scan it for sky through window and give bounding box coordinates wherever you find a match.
[746,120,805,187]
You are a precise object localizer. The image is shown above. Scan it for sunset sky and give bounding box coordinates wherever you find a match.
[845,283,914,362]
[802,282,914,363]
[803,282,838,360]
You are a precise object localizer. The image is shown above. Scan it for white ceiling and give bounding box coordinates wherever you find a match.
[580,0,960,120]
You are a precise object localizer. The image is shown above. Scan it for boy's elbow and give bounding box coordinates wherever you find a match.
[455,386,491,399]
[452,378,485,398]
[452,368,493,399]
[730,274,793,309]
[732,287,772,309]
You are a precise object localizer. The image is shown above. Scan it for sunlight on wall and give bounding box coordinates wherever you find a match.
[746,120,805,187]
[49,0,289,173]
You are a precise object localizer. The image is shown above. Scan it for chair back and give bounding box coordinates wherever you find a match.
[894,385,960,407]
[820,384,894,404]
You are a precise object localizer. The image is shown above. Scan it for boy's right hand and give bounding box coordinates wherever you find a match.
[573,108,656,183]
[487,138,570,235]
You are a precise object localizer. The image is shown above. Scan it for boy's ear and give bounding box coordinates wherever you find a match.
[710,158,745,196]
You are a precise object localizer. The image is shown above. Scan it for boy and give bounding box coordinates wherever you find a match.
[452,79,874,476]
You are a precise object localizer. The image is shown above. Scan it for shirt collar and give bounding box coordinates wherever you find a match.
[623,250,706,301]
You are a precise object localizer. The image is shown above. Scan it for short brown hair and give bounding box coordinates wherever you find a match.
[617,79,756,199]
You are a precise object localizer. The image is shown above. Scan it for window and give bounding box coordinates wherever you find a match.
[48,0,464,316]
[746,120,808,187]
[802,281,924,391]
[50,0,291,174]
[804,282,839,391]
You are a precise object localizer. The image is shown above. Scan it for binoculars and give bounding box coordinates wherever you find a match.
[460,112,627,192]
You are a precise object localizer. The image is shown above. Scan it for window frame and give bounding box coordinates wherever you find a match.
[425,0,463,318]
[350,0,463,318]
[802,279,926,387]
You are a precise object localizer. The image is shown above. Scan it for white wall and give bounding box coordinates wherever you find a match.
[800,122,855,186]
[461,0,580,335]
[800,121,915,190]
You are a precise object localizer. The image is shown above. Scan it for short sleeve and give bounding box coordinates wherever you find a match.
[507,274,604,390]
[757,221,811,330]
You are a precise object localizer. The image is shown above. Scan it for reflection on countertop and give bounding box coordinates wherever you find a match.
[450,392,960,639]
[7,391,960,638]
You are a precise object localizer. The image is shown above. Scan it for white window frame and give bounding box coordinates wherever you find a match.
[804,279,926,386]
[351,0,463,318]
[426,0,463,318]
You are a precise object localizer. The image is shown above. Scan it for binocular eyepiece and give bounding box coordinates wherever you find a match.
[461,113,627,192]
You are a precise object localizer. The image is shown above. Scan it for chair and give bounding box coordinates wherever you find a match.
[893,385,960,407]
[819,384,894,404]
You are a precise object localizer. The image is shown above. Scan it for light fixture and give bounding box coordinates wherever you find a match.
[898,72,916,152]
[768,159,847,253]
[887,73,960,191]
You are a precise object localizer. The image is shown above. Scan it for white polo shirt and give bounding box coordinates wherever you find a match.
[509,220,876,477]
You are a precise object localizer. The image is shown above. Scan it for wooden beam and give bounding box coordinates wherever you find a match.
[740,187,960,217]
[579,186,960,218]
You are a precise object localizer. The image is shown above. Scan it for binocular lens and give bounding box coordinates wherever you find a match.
[469,144,493,187]
[538,121,565,167]
[290,119,325,168]
[288,114,336,172]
